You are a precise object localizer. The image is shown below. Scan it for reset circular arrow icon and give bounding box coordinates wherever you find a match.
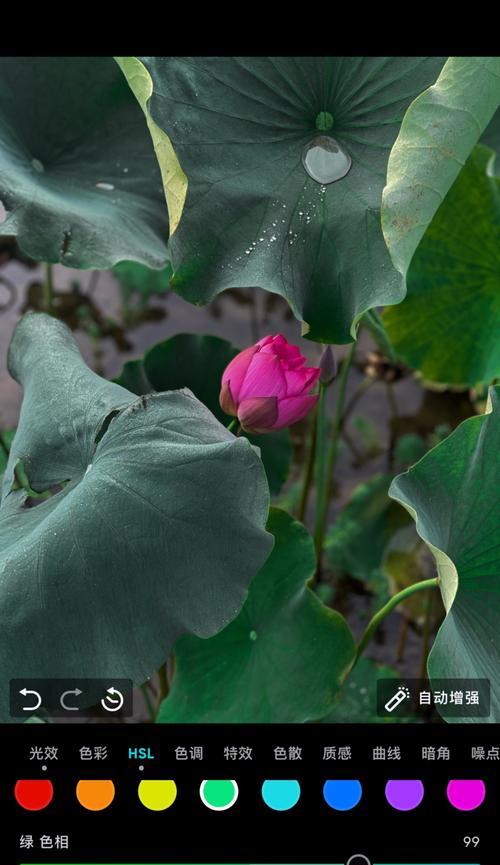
[101,687,124,712]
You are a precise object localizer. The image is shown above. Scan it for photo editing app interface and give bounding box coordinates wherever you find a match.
[0,53,499,865]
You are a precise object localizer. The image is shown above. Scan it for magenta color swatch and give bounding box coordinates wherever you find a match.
[385,780,424,811]
[447,779,486,811]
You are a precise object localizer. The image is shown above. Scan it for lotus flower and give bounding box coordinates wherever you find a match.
[219,334,321,434]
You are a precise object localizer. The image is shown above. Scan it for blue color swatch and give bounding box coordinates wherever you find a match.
[261,780,301,811]
[323,779,363,811]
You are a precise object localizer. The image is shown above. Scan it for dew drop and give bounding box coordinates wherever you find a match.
[31,158,44,173]
[302,136,351,185]
[96,181,115,191]
[249,630,258,641]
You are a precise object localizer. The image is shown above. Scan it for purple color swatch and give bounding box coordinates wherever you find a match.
[385,780,424,811]
[447,779,486,811]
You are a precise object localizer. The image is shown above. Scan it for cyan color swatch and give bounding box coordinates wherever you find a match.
[261,780,301,811]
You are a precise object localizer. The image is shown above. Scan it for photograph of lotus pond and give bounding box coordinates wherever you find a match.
[0,55,499,725]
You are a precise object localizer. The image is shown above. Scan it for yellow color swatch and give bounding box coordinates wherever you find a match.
[76,780,115,811]
[138,779,177,811]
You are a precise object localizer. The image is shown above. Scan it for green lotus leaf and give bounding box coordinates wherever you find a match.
[394,433,429,467]
[383,56,500,282]
[0,57,169,268]
[0,313,273,722]
[115,56,187,234]
[121,56,445,343]
[325,473,411,584]
[115,333,292,495]
[384,145,500,386]
[389,386,500,722]
[112,261,173,306]
[158,508,356,723]
[481,106,500,152]
[383,525,442,626]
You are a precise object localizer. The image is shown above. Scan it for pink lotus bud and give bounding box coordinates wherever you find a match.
[319,345,337,385]
[219,334,320,433]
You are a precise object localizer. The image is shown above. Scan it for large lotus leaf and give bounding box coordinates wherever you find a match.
[112,261,173,305]
[389,386,500,722]
[0,57,169,268]
[114,56,187,234]
[383,525,443,626]
[383,146,500,386]
[115,333,292,495]
[383,56,500,281]
[325,473,411,584]
[157,508,356,723]
[481,107,500,152]
[145,334,239,425]
[121,57,445,343]
[0,313,273,722]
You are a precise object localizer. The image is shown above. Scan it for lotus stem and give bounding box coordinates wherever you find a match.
[43,262,54,315]
[140,683,157,723]
[314,342,356,571]
[352,577,440,669]
[297,405,318,524]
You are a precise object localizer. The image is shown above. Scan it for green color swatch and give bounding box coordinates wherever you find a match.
[199,779,238,811]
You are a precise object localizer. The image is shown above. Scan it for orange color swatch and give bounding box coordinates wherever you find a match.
[76,779,115,811]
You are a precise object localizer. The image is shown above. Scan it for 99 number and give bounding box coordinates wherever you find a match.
[464,836,480,847]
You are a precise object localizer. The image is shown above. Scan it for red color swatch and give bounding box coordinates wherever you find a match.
[14,779,54,811]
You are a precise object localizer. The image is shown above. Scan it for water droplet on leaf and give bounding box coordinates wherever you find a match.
[249,630,258,641]
[96,182,115,191]
[302,136,351,184]
[31,158,44,173]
